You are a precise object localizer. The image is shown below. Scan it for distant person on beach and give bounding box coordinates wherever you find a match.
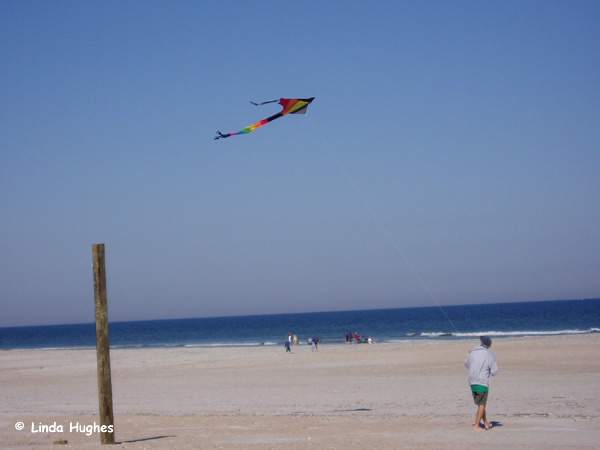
[464,336,498,431]
[311,336,320,352]
[285,332,292,352]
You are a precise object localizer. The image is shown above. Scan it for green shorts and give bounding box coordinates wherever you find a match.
[471,385,489,406]
[472,390,488,406]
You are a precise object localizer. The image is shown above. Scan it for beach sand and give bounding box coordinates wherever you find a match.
[1,335,599,449]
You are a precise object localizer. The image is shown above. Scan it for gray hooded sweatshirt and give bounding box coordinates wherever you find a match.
[464,345,498,387]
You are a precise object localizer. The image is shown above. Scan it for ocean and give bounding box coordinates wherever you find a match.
[1,298,599,350]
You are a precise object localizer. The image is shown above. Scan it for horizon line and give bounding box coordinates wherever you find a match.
[1,296,598,330]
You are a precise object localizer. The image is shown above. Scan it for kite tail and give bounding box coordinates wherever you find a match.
[214,130,233,140]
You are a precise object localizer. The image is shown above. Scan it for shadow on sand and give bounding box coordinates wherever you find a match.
[118,435,174,444]
[333,408,373,412]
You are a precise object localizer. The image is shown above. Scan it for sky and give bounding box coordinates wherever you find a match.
[1,1,599,327]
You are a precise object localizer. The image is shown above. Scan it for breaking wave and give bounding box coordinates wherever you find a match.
[414,328,600,338]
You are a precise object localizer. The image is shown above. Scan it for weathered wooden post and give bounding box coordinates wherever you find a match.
[92,243,115,444]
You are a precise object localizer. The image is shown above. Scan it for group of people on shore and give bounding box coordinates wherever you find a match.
[284,332,320,352]
[345,331,373,344]
[284,331,375,352]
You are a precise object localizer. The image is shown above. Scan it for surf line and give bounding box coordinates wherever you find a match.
[330,147,459,334]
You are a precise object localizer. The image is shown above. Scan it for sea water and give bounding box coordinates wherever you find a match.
[1,298,598,350]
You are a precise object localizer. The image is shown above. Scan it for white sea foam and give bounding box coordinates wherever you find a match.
[418,332,453,337]
[183,341,278,348]
[417,328,600,338]
[24,346,95,351]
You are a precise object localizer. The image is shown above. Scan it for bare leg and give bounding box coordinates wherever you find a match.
[473,405,485,431]
[482,407,492,429]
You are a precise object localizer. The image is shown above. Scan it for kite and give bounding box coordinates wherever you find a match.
[214,97,315,140]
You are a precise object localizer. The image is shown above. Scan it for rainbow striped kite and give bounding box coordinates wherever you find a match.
[214,97,315,140]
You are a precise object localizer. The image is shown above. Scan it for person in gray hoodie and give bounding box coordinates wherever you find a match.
[464,336,498,430]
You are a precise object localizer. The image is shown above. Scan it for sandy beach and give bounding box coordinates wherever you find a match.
[1,334,599,449]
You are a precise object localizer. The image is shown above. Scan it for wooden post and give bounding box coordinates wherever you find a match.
[92,243,115,444]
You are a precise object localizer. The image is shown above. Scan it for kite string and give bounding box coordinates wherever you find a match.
[333,157,459,334]
[376,226,459,334]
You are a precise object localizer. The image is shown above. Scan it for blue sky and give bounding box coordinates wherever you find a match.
[1,1,599,327]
